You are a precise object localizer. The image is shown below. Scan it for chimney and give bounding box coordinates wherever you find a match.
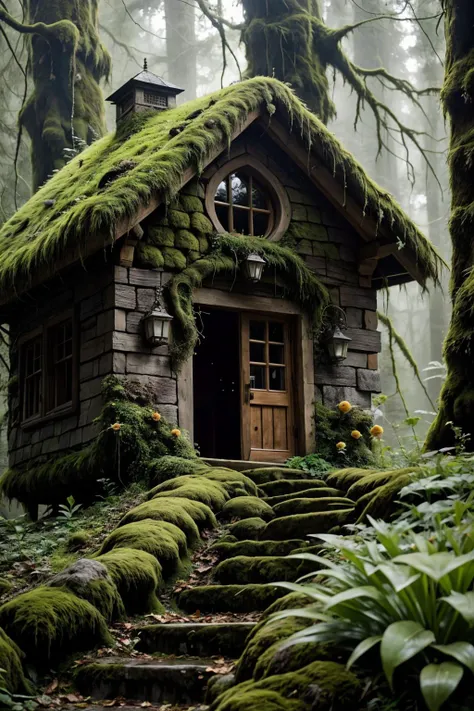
[106,60,184,124]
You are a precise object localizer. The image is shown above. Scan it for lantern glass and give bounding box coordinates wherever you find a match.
[243,253,266,283]
[326,325,352,364]
[143,309,173,346]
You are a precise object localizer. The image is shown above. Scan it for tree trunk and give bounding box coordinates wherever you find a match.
[425,0,474,449]
[241,0,335,122]
[21,0,110,190]
[165,0,197,99]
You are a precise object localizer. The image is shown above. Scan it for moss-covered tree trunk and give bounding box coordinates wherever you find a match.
[21,0,110,190]
[425,0,474,450]
[241,0,335,122]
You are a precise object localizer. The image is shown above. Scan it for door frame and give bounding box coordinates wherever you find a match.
[177,287,315,459]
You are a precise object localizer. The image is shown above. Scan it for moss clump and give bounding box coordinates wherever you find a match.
[346,467,420,500]
[198,235,210,253]
[314,402,374,467]
[221,496,274,521]
[190,212,213,233]
[152,482,229,511]
[148,225,175,247]
[326,468,380,492]
[162,246,187,270]
[0,587,112,665]
[264,487,344,506]
[148,456,208,486]
[65,530,91,552]
[0,578,13,595]
[99,519,186,574]
[212,689,303,710]
[175,229,200,251]
[179,195,203,213]
[47,559,125,622]
[178,584,286,614]
[236,618,309,683]
[135,243,164,269]
[213,556,313,585]
[203,470,258,497]
[262,510,353,540]
[255,639,338,681]
[226,517,267,540]
[211,540,305,560]
[120,497,216,534]
[214,661,360,711]
[96,548,164,615]
[272,497,354,517]
[242,467,310,485]
[168,209,191,229]
[0,627,32,694]
[356,474,412,522]
[258,479,326,497]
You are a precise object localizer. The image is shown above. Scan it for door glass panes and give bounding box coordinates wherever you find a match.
[250,365,266,390]
[269,344,284,364]
[248,319,287,393]
[250,342,265,363]
[250,320,265,341]
[214,170,273,236]
[270,367,285,391]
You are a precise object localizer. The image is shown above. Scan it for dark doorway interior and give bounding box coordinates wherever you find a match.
[193,308,241,459]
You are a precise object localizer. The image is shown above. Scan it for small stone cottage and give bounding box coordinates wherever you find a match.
[0,72,442,500]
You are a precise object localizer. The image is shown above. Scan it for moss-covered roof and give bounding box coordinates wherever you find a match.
[0,77,444,303]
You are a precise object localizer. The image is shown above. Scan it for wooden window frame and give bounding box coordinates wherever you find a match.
[19,309,78,428]
[205,155,292,241]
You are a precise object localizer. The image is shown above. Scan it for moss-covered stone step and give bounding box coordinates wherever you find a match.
[241,467,315,485]
[225,517,267,540]
[177,584,286,613]
[258,479,327,497]
[213,556,314,585]
[271,497,354,518]
[75,656,216,704]
[136,622,254,657]
[261,509,354,540]
[211,539,305,559]
[263,487,344,506]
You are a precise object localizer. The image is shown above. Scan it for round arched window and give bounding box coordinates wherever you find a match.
[214,170,274,237]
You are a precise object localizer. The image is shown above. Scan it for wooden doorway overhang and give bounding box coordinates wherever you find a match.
[178,288,315,459]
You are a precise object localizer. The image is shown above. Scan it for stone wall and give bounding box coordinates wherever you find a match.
[7,257,115,469]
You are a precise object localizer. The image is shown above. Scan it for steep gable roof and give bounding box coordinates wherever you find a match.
[0,77,444,305]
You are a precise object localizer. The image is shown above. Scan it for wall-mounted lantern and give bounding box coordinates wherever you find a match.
[142,287,173,346]
[320,305,352,364]
[242,252,266,283]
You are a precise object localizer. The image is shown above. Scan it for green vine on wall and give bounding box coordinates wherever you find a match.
[166,233,330,370]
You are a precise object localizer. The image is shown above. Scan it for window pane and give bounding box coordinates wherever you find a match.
[253,211,270,237]
[49,319,73,410]
[269,344,284,364]
[215,180,228,202]
[250,365,266,390]
[269,322,284,343]
[250,321,265,341]
[250,342,265,363]
[216,203,230,231]
[269,367,285,391]
[55,360,73,407]
[23,337,42,420]
[233,207,250,235]
[252,181,268,209]
[231,173,249,206]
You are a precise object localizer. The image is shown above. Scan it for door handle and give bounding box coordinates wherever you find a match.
[244,384,255,403]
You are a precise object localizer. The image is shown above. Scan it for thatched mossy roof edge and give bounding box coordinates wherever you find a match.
[0,76,444,299]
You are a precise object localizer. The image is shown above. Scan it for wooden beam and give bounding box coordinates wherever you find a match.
[359,240,397,261]
[119,223,145,268]
[195,287,301,315]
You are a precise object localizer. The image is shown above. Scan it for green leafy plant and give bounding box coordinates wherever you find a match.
[58,496,83,521]
[273,521,474,711]
[0,669,37,711]
[286,453,333,477]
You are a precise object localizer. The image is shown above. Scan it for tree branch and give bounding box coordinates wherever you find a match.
[194,0,241,86]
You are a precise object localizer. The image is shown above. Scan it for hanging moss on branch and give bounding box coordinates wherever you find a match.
[167,233,329,370]
[0,376,197,509]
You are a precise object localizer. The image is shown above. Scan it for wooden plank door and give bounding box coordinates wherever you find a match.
[241,314,295,462]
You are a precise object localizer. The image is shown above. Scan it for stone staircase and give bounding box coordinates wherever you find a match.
[69,466,354,709]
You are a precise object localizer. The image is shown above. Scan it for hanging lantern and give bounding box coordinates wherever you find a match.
[242,252,266,283]
[325,324,352,364]
[143,306,173,346]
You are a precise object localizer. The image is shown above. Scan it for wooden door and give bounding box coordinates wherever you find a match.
[241,314,295,462]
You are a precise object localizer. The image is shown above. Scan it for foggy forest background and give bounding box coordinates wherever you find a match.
[0,0,448,458]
